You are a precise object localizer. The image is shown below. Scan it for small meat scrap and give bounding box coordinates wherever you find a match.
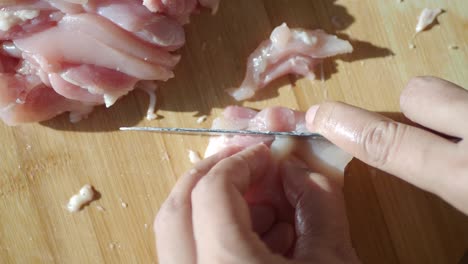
[138,81,158,121]
[227,23,353,101]
[188,149,202,164]
[119,198,128,208]
[196,115,208,124]
[416,8,443,33]
[67,184,95,213]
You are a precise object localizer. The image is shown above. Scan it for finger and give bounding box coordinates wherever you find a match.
[154,146,243,264]
[192,144,273,262]
[249,204,275,235]
[261,222,295,255]
[280,161,359,262]
[401,76,468,138]
[306,101,457,194]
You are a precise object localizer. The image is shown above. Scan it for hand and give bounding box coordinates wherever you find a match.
[154,144,360,263]
[306,76,468,214]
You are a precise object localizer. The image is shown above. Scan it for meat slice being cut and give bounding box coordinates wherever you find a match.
[205,106,352,180]
[228,23,353,101]
[203,106,352,215]
[0,0,219,125]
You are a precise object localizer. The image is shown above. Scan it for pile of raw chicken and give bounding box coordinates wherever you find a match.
[0,0,219,125]
[0,0,352,125]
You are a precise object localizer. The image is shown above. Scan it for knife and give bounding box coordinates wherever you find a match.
[120,127,324,139]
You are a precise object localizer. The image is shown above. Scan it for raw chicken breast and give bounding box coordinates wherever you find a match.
[205,106,353,181]
[0,0,218,125]
[228,23,353,101]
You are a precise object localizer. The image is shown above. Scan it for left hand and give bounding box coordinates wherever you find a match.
[154,144,360,263]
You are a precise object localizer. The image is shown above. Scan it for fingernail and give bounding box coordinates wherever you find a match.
[306,105,319,131]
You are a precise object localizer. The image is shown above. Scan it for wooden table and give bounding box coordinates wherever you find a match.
[1,0,467,263]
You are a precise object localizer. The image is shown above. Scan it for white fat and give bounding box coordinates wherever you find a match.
[251,45,273,76]
[270,23,291,50]
[415,8,442,33]
[292,31,318,46]
[103,94,119,108]
[227,86,255,101]
[270,137,297,161]
[2,42,22,58]
[197,115,208,124]
[67,184,95,213]
[119,198,128,208]
[1,102,16,113]
[138,82,158,121]
[0,10,39,31]
[188,150,202,164]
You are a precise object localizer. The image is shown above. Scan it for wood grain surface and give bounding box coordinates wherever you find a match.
[1,0,467,263]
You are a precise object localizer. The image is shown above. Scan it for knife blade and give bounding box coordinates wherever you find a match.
[120,127,324,139]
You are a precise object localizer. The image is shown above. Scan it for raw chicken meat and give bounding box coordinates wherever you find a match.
[204,106,352,218]
[0,0,219,125]
[228,23,353,101]
[415,8,443,33]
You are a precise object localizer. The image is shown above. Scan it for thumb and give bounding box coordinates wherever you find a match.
[280,160,359,263]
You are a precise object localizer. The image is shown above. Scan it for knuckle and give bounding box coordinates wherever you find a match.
[361,120,406,168]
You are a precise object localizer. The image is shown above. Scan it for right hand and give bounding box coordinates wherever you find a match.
[305,76,468,215]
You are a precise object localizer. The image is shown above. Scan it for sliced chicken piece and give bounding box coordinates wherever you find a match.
[13,14,178,80]
[60,64,139,107]
[49,73,104,104]
[87,0,185,50]
[0,73,93,125]
[228,23,353,101]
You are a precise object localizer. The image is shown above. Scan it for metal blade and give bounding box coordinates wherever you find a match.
[120,127,323,139]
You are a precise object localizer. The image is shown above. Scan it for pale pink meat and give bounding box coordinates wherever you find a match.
[0,0,216,125]
[86,0,185,50]
[228,23,353,101]
[48,73,104,104]
[0,73,93,125]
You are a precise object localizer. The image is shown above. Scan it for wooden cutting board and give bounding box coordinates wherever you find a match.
[1,0,467,263]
